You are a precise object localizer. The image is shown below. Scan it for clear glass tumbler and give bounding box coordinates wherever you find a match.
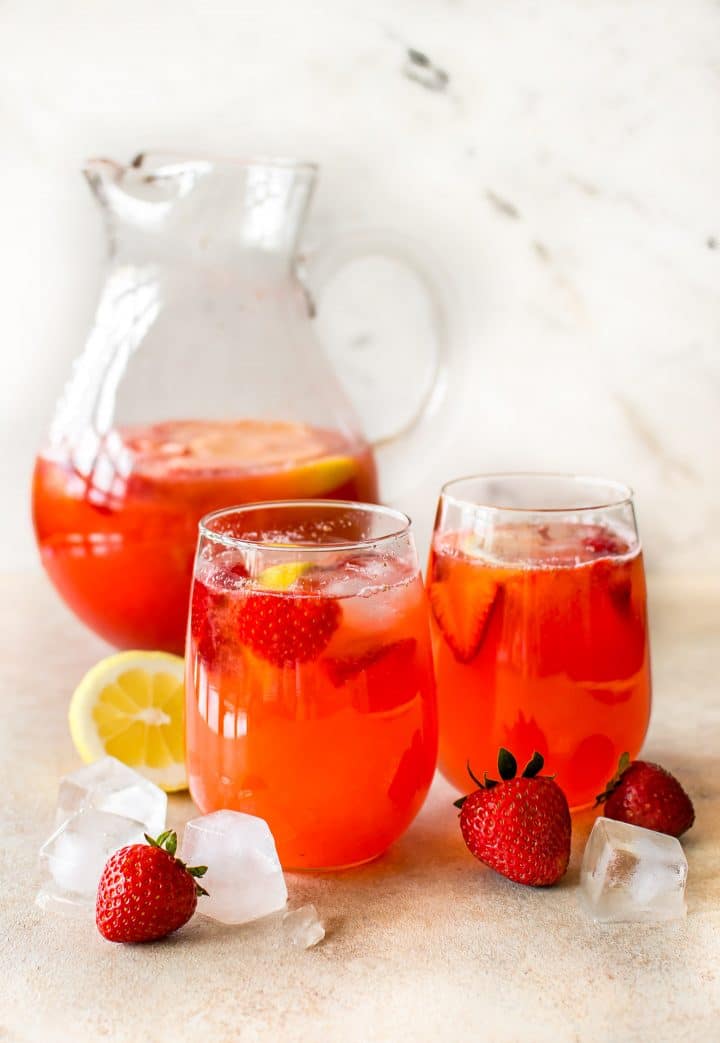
[186,500,438,869]
[427,474,651,809]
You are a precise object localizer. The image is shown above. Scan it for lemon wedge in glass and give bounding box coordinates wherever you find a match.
[257,561,313,590]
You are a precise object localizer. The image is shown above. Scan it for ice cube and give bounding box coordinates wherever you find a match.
[180,810,287,924]
[37,808,146,916]
[580,816,688,923]
[55,756,167,835]
[283,904,325,949]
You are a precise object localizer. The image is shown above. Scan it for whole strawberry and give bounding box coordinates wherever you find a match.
[96,830,208,943]
[596,753,695,837]
[456,749,571,886]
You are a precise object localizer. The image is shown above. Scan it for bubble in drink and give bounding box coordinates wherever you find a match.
[580,816,688,923]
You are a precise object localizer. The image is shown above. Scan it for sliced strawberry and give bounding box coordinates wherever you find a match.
[581,528,626,558]
[428,554,500,663]
[323,637,416,686]
[190,579,218,665]
[322,637,419,710]
[191,566,250,669]
[599,559,634,614]
[237,592,341,667]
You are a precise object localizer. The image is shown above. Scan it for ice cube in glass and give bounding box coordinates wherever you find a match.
[180,810,287,924]
[283,904,325,949]
[55,756,167,835]
[37,807,146,916]
[580,816,688,923]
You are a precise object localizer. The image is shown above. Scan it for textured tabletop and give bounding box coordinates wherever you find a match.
[1,573,718,1043]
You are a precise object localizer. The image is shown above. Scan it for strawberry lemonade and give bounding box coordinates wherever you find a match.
[428,476,651,810]
[185,501,437,869]
[33,419,377,652]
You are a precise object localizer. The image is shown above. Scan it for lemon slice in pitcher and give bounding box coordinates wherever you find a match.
[285,454,357,497]
[68,651,187,792]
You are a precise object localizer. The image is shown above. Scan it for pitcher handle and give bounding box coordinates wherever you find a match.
[300,227,451,450]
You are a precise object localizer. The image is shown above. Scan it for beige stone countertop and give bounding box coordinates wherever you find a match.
[1,573,718,1043]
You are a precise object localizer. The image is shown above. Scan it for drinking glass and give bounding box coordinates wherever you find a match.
[186,500,438,869]
[427,474,651,809]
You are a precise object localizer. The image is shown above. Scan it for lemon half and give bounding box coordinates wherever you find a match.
[68,651,187,792]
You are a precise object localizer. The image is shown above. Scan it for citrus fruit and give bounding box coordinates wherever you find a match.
[68,651,186,792]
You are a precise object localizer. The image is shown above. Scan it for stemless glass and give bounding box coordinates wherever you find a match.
[427,474,651,810]
[186,500,437,869]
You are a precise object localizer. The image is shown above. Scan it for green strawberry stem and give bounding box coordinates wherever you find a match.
[143,831,210,897]
[453,748,550,811]
[498,748,517,780]
[466,761,485,790]
[522,751,544,778]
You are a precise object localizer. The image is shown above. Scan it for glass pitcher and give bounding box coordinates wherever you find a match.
[32,153,447,653]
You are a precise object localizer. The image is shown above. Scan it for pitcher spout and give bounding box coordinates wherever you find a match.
[81,153,318,255]
[83,157,125,201]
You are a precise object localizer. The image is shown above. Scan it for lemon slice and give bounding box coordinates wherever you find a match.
[68,651,187,792]
[258,561,313,590]
[287,454,357,497]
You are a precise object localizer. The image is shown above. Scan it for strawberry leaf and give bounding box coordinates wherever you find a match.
[522,751,545,778]
[187,865,208,878]
[497,748,517,781]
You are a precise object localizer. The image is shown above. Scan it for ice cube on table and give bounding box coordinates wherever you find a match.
[180,810,287,925]
[283,905,325,949]
[580,816,688,923]
[55,756,167,835]
[37,807,146,916]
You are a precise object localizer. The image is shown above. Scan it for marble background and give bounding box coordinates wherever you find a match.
[2,0,718,572]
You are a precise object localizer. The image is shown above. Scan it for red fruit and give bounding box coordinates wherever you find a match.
[322,638,418,709]
[601,560,634,613]
[96,831,208,944]
[191,563,250,667]
[237,591,341,667]
[457,749,571,886]
[429,554,500,663]
[190,579,217,663]
[597,754,695,837]
[581,529,626,557]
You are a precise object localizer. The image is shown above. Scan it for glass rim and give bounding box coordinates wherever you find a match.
[199,499,412,553]
[440,472,634,513]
